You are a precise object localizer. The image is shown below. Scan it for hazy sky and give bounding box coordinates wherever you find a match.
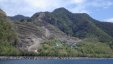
[0,0,113,22]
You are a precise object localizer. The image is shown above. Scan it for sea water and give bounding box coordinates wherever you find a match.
[0,59,113,64]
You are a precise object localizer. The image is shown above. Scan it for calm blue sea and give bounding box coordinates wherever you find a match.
[0,59,113,64]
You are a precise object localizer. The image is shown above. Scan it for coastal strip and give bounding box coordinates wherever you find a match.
[0,56,113,60]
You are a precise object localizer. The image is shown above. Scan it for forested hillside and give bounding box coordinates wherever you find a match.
[0,9,21,55]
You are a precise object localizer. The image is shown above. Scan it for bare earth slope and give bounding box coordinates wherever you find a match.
[14,21,80,53]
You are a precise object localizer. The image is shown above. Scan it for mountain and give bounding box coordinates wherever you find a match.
[10,15,30,22]
[29,8,113,57]
[0,8,113,57]
[31,8,113,43]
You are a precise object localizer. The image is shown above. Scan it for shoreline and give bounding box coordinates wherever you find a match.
[0,56,113,60]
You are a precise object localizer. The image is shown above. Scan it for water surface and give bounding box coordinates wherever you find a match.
[0,59,113,64]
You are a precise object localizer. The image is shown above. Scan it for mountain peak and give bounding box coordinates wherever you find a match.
[53,7,71,13]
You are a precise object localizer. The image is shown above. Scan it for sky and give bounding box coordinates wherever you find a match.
[0,0,113,22]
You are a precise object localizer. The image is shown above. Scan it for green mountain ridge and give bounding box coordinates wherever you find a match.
[9,15,30,22]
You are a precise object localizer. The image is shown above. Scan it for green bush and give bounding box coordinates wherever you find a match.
[74,38,113,57]
[38,38,113,57]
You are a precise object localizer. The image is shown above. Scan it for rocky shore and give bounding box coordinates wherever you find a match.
[0,56,113,60]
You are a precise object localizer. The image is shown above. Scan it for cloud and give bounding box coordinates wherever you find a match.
[87,0,113,8]
[69,0,88,13]
[70,0,113,14]
[0,0,34,16]
[104,18,113,22]
[71,0,86,4]
[25,0,67,11]
[0,0,112,16]
[0,0,69,16]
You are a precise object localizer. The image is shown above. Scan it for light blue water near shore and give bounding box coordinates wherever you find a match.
[0,59,113,64]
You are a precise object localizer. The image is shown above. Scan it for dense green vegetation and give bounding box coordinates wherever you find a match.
[74,38,113,57]
[94,21,113,48]
[38,39,72,56]
[38,39,113,57]
[0,16,21,56]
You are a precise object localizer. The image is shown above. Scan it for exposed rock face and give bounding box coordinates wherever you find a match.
[15,23,79,52]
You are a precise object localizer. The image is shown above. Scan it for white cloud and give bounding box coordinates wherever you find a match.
[0,0,112,16]
[0,0,69,16]
[69,0,89,13]
[104,18,113,22]
[88,0,113,8]
[72,0,86,4]
[0,0,34,16]
[70,5,89,13]
[25,0,66,11]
